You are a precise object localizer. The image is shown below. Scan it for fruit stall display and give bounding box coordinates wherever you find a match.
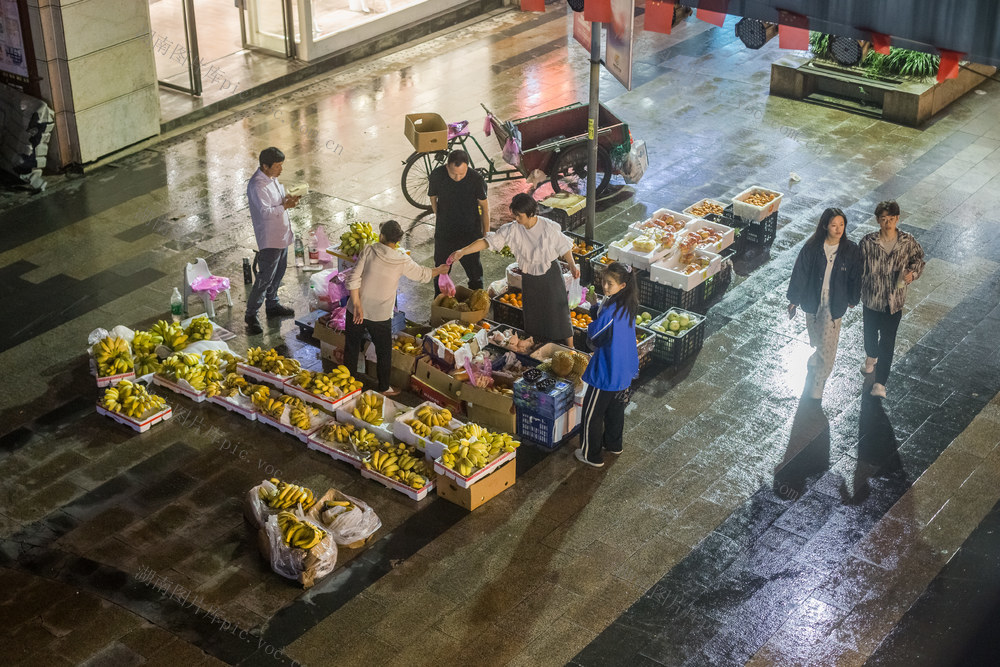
[645,308,706,366]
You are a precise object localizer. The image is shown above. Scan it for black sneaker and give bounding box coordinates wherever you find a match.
[265,303,295,318]
[245,317,263,335]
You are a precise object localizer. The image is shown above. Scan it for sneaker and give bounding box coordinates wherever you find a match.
[245,317,263,335]
[382,386,401,397]
[871,383,887,398]
[265,303,295,318]
[605,447,623,456]
[574,448,604,468]
[861,357,877,374]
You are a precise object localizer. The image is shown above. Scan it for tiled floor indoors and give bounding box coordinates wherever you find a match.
[2,6,1000,666]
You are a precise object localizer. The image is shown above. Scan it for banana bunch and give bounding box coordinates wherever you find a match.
[320,499,357,524]
[247,384,271,407]
[102,380,166,418]
[256,396,287,420]
[479,430,520,453]
[208,373,248,398]
[328,365,363,393]
[131,331,157,355]
[94,336,134,377]
[349,428,381,454]
[246,347,301,376]
[159,353,208,390]
[134,352,161,376]
[353,393,384,426]
[276,511,326,550]
[289,404,319,431]
[151,320,188,351]
[317,421,355,444]
[393,338,422,355]
[363,447,430,489]
[415,404,452,428]
[203,350,239,374]
[452,423,485,441]
[405,419,432,438]
[431,322,478,352]
[259,478,317,510]
[185,316,213,342]
[339,221,379,258]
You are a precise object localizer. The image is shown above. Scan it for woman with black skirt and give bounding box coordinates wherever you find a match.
[450,193,578,346]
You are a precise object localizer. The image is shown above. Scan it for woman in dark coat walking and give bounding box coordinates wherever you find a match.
[787,207,862,400]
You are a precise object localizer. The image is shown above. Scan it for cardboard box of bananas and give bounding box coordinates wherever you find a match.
[426,320,487,369]
[308,489,382,548]
[360,440,436,500]
[433,423,520,488]
[98,380,171,431]
[393,402,460,450]
[284,366,362,410]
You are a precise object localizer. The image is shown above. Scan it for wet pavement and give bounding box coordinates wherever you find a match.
[2,7,1000,666]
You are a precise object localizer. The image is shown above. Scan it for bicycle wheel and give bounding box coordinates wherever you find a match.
[401,151,446,210]
[549,145,612,196]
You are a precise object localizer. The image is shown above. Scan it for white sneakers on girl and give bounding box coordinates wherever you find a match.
[861,357,877,374]
[574,448,604,468]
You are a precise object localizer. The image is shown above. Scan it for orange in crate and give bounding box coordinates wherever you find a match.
[570,311,593,328]
[572,240,595,256]
[499,292,523,308]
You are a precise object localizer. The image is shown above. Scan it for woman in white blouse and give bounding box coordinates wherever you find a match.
[450,193,579,346]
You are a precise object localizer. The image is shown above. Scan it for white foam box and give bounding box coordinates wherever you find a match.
[393,401,463,456]
[732,186,783,222]
[649,249,722,291]
[283,380,358,412]
[684,219,735,253]
[96,404,172,433]
[237,362,294,390]
[306,434,365,469]
[433,449,516,489]
[206,393,257,421]
[335,390,406,443]
[683,198,729,218]
[152,374,208,403]
[360,466,435,501]
[95,369,136,388]
[257,410,330,444]
[629,208,693,235]
[606,232,674,271]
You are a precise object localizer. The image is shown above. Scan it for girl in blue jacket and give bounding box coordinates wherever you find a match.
[576,262,640,468]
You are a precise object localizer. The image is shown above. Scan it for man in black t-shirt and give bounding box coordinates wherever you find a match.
[428,150,490,293]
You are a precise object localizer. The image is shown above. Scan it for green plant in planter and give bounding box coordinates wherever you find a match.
[809,31,940,80]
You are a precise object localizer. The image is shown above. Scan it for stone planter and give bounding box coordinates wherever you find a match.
[769,55,997,127]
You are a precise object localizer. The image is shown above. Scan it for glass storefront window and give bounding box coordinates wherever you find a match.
[309,0,430,40]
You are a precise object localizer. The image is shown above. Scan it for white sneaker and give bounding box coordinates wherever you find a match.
[871,383,887,398]
[861,357,877,374]
[574,448,604,468]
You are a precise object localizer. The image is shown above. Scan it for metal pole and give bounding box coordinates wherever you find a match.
[586,21,601,243]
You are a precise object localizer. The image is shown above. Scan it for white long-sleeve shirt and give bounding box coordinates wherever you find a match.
[485,216,572,275]
[247,168,294,249]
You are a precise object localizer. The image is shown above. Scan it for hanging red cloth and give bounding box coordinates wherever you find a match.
[870,31,891,55]
[520,0,545,11]
[777,9,809,50]
[937,49,963,82]
[696,0,727,27]
[645,0,675,34]
[585,0,613,23]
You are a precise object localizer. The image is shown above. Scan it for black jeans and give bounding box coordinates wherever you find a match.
[862,305,903,386]
[245,247,287,318]
[434,239,483,294]
[344,314,393,391]
[580,384,629,464]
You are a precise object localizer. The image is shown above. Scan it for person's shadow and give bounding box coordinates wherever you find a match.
[773,395,831,502]
[840,392,902,503]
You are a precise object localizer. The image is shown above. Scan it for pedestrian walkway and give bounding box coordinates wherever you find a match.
[1,7,999,666]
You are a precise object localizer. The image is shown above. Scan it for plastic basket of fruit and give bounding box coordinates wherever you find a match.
[630,209,692,237]
[636,327,656,371]
[684,219,734,253]
[649,249,722,291]
[491,288,524,329]
[590,251,615,293]
[683,199,728,222]
[646,308,706,366]
[732,186,782,222]
[566,232,605,284]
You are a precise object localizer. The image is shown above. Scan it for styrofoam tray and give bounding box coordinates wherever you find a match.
[306,434,365,469]
[336,391,405,443]
[606,232,674,271]
[393,401,462,451]
[237,362,295,390]
[629,207,692,236]
[256,411,330,444]
[283,381,358,412]
[360,466,435,501]
[649,249,722,291]
[732,186,783,222]
[206,393,257,421]
[682,198,728,219]
[96,370,136,388]
[152,374,208,403]
[684,219,735,253]
[96,404,172,433]
[434,449,516,489]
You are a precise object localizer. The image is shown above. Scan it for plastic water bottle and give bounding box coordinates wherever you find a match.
[170,287,183,322]
[308,231,319,265]
[294,235,305,268]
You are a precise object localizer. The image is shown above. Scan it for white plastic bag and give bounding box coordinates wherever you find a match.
[623,140,648,185]
[261,512,338,588]
[311,490,381,546]
[245,479,279,529]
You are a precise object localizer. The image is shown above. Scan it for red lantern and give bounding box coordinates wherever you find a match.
[696,0,728,27]
[777,9,809,50]
[870,31,891,55]
[645,0,675,34]
[585,0,613,23]
[520,0,545,11]
[937,49,963,82]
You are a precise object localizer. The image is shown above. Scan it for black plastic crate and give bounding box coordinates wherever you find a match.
[648,312,706,367]
[636,328,656,370]
[700,262,733,303]
[490,289,524,329]
[742,211,778,246]
[566,232,605,285]
[636,270,701,311]
[589,252,613,293]
[539,201,586,232]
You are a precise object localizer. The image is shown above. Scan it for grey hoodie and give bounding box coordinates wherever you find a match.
[345,243,434,321]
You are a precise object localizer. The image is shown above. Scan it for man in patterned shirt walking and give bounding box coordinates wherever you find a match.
[859,201,925,398]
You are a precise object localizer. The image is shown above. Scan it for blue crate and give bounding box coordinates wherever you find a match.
[517,407,572,450]
[513,374,574,418]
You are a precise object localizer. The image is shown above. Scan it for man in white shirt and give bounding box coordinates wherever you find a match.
[245,147,300,335]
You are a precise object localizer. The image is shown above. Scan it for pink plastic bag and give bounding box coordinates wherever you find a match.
[464,356,493,389]
[483,114,493,137]
[329,306,347,331]
[190,275,230,301]
[327,269,351,304]
[438,273,456,298]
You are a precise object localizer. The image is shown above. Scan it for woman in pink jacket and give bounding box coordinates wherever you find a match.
[345,220,449,395]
